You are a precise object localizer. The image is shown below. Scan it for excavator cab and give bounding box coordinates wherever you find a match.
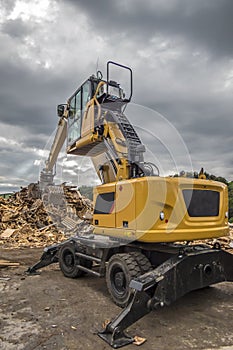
[65,62,134,162]
[67,77,96,147]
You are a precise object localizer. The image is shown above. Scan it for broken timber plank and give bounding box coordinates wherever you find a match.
[1,228,17,239]
[0,259,20,268]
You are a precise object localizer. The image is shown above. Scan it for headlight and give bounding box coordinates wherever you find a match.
[160,211,165,221]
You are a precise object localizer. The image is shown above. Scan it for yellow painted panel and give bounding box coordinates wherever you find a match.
[81,102,95,138]
[93,177,228,243]
[116,181,136,229]
[93,183,116,228]
[133,177,228,242]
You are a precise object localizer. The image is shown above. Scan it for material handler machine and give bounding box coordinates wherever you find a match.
[28,61,233,348]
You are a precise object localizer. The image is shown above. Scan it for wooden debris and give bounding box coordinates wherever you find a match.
[0,184,93,248]
[1,228,17,239]
[0,277,11,281]
[191,226,233,254]
[0,259,20,268]
[102,319,111,329]
[133,336,147,346]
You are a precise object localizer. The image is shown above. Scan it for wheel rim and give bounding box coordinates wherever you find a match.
[62,249,75,272]
[110,265,127,297]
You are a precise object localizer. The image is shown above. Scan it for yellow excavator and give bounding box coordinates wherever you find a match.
[28,61,233,348]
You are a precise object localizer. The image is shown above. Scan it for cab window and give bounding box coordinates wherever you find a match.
[82,81,91,112]
[68,90,81,145]
[67,80,93,146]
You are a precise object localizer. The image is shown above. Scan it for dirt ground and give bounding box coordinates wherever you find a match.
[0,248,233,350]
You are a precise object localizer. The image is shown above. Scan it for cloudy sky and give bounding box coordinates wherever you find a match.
[0,0,232,193]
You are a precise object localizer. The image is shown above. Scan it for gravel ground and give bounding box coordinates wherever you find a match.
[0,248,233,350]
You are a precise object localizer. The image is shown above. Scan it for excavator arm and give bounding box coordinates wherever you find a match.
[39,110,68,190]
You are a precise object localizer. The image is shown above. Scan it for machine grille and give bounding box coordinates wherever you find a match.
[182,189,220,217]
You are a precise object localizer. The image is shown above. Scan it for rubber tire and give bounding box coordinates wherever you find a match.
[59,243,92,278]
[129,251,152,274]
[106,253,141,308]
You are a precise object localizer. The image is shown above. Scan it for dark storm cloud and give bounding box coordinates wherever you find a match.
[67,0,233,57]
[1,18,33,38]
[0,58,70,135]
[0,0,232,192]
[0,146,39,186]
[21,134,49,149]
[163,98,233,137]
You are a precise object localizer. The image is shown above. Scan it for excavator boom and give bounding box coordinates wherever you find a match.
[39,115,67,190]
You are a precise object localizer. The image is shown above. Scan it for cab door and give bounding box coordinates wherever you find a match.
[81,80,95,138]
[67,80,92,146]
[67,89,82,146]
[93,183,116,228]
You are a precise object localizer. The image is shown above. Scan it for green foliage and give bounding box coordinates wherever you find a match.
[0,193,13,199]
[78,185,93,200]
[204,173,228,185]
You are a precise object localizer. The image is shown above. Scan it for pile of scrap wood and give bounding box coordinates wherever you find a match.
[212,228,233,252]
[0,184,93,248]
[194,227,233,253]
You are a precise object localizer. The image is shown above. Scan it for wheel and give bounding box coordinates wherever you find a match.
[106,253,141,308]
[59,243,92,278]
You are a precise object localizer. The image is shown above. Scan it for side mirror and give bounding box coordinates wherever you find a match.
[57,104,66,117]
